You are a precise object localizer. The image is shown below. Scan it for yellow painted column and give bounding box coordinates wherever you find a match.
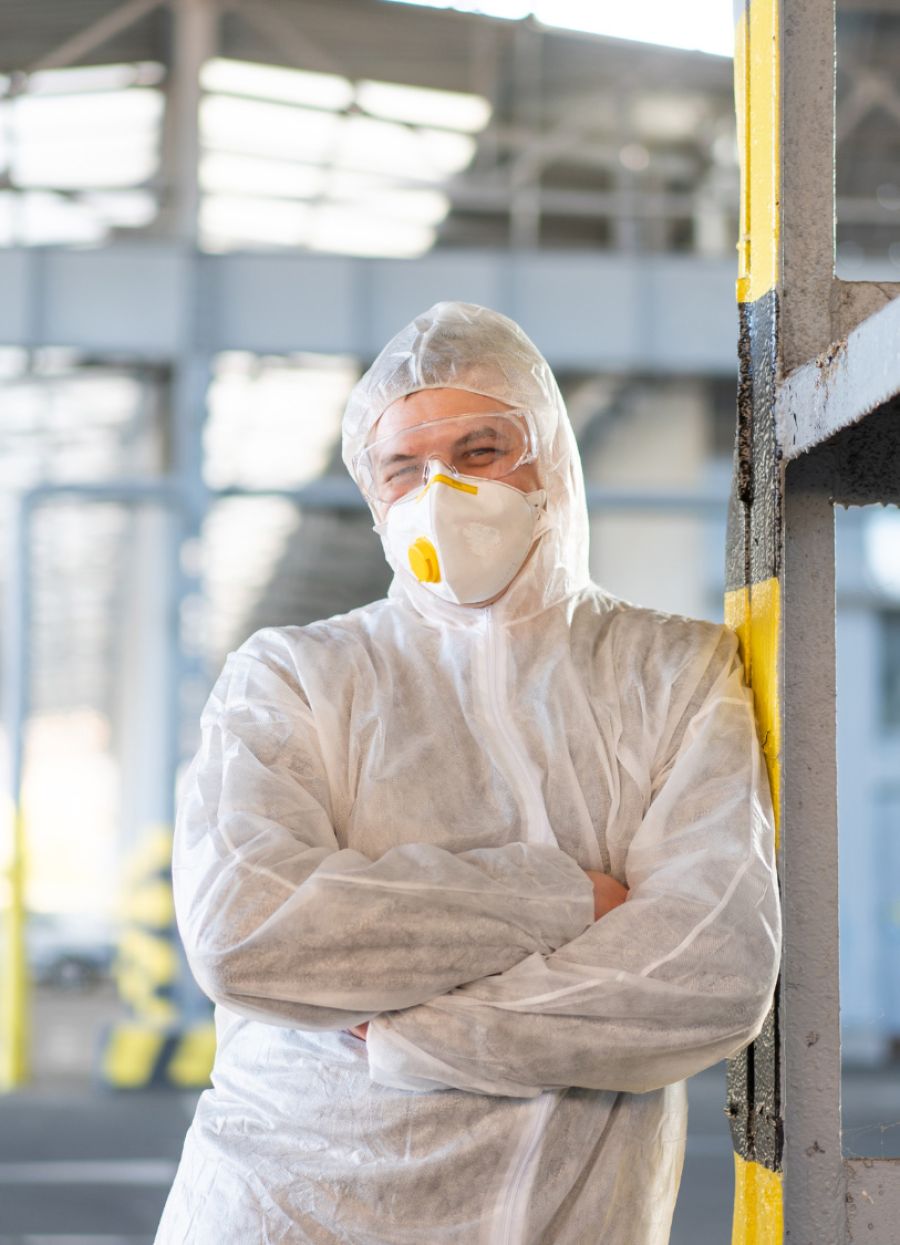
[727,0,784,1240]
[0,801,30,1090]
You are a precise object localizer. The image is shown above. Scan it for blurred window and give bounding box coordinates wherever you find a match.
[881,611,900,731]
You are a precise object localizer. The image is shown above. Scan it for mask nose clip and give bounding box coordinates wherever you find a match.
[422,457,456,488]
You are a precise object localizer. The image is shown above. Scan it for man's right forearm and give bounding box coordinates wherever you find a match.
[178,833,595,1030]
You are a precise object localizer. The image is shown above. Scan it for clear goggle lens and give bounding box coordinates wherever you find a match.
[354,409,536,505]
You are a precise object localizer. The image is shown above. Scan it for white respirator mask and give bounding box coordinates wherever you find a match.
[376,462,548,606]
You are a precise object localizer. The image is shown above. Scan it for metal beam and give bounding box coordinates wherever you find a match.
[780,0,837,373]
[780,0,900,370]
[163,0,217,244]
[20,477,728,516]
[731,0,900,1237]
[227,0,347,79]
[776,290,900,461]
[22,0,168,76]
[0,245,741,374]
[845,1160,900,1239]
[833,279,900,341]
[781,452,844,1245]
[837,0,900,9]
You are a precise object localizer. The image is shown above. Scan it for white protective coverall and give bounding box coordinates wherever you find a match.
[155,302,781,1245]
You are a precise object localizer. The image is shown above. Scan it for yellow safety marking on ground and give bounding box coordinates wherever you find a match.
[122,825,173,884]
[732,1152,783,1245]
[122,879,176,928]
[100,1024,166,1089]
[1,801,30,1091]
[725,578,781,851]
[734,0,780,304]
[116,965,178,1024]
[118,926,178,986]
[167,1024,216,1087]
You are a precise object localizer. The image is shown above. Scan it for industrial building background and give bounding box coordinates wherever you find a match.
[1,1,900,1241]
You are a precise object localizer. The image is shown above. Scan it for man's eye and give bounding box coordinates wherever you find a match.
[384,462,420,485]
[462,442,515,465]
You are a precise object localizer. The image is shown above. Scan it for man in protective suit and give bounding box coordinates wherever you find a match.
[155,302,781,1245]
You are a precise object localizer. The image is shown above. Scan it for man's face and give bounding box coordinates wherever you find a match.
[366,388,542,518]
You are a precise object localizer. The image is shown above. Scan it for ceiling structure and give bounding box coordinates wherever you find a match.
[0,0,896,266]
[2,0,899,721]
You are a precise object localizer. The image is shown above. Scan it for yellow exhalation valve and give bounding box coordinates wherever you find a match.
[408,537,441,583]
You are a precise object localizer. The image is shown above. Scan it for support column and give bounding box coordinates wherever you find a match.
[781,455,844,1244]
[726,0,784,1239]
[780,0,836,372]
[727,0,900,1239]
[99,0,219,1091]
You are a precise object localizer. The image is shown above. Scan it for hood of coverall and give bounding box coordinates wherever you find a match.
[341,301,591,623]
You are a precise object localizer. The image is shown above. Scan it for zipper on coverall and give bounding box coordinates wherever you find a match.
[480,608,562,1245]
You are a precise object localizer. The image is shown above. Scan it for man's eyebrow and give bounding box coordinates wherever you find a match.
[452,424,506,448]
[374,450,416,469]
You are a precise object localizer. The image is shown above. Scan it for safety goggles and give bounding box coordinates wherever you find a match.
[354,409,538,506]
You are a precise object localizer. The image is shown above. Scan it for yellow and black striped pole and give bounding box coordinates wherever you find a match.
[726,0,783,1240]
[99,825,215,1089]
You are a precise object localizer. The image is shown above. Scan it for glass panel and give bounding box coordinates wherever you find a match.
[837,505,900,1156]
[836,4,900,280]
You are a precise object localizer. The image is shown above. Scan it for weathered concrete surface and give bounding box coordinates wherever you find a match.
[777,293,900,462]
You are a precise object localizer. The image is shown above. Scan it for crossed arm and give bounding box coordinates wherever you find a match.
[357,630,781,1097]
[175,626,780,1097]
[345,870,629,1040]
[174,634,603,1033]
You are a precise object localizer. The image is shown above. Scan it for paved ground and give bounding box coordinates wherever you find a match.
[1,983,898,1243]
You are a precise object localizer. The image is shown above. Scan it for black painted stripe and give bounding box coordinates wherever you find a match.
[726,289,780,594]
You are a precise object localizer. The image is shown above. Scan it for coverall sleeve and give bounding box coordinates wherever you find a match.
[365,627,782,1096]
[173,635,595,1031]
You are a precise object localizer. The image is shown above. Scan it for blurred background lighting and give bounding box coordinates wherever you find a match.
[350,187,450,224]
[12,139,159,190]
[199,153,326,199]
[0,51,489,255]
[865,509,900,598]
[204,352,354,491]
[380,0,735,57]
[200,57,354,110]
[11,87,164,135]
[200,194,313,249]
[0,190,107,246]
[306,206,436,256]
[533,0,733,57]
[356,79,492,132]
[0,66,165,243]
[197,60,482,255]
[200,96,340,161]
[25,61,165,94]
[80,191,161,229]
[9,89,163,191]
[334,114,475,177]
[379,0,531,14]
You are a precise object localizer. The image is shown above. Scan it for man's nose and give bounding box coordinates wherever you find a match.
[422,457,456,484]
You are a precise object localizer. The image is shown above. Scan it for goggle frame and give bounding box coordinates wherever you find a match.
[354,407,539,506]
